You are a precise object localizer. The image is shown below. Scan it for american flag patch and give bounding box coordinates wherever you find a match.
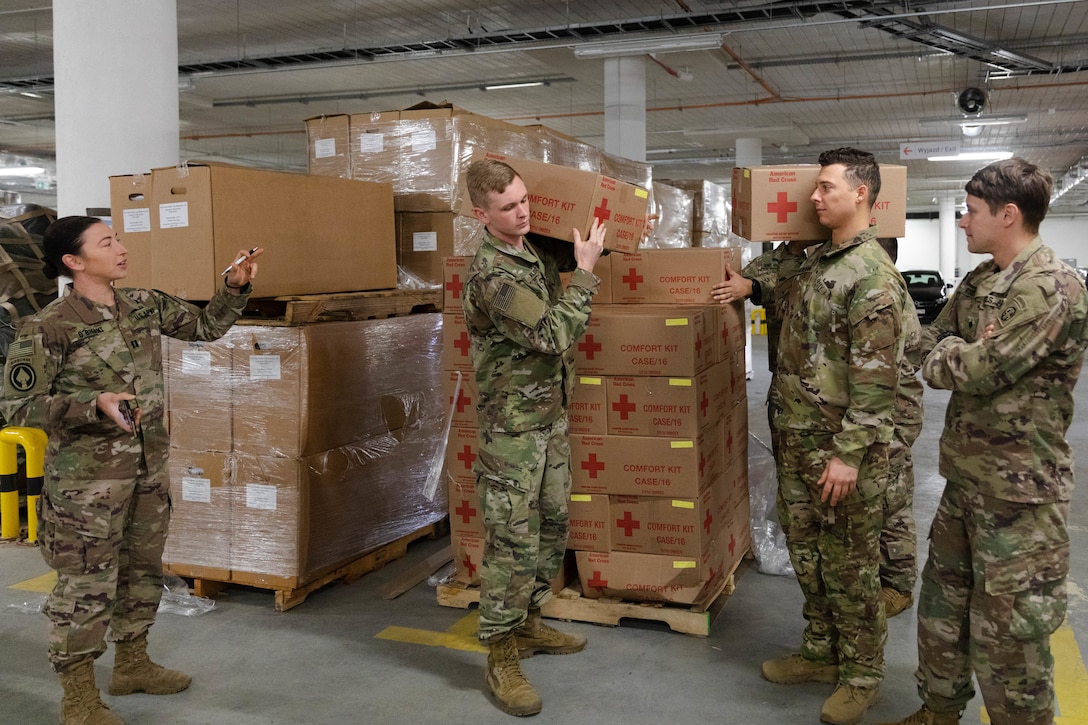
[8,338,33,358]
[493,282,515,313]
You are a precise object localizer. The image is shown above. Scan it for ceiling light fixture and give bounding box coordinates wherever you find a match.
[573,33,724,59]
[928,151,1014,162]
[0,166,46,177]
[482,81,545,91]
[917,114,1028,128]
[19,91,44,99]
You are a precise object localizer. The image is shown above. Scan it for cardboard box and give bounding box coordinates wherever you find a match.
[609,483,724,557]
[605,361,728,438]
[108,173,154,289]
[165,332,238,452]
[609,248,743,305]
[716,300,747,362]
[723,401,749,469]
[397,212,483,286]
[574,542,724,605]
[443,370,477,430]
[148,161,397,299]
[463,152,650,254]
[573,304,718,377]
[445,425,479,487]
[567,493,611,553]
[731,164,907,241]
[441,311,474,372]
[570,419,724,498]
[568,375,608,436]
[451,531,485,585]
[163,450,232,581]
[449,479,484,540]
[305,114,352,179]
[560,251,612,304]
[443,255,473,311]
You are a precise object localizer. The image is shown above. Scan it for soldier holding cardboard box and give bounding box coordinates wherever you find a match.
[461,159,605,717]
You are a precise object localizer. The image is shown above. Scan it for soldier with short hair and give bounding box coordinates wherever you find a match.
[879,159,1088,725]
[461,159,605,717]
[761,147,909,725]
[0,216,259,725]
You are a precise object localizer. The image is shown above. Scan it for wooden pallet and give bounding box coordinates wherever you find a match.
[437,553,747,637]
[171,521,444,612]
[240,287,442,326]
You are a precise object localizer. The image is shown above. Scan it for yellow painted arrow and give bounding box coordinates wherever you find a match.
[375,612,486,654]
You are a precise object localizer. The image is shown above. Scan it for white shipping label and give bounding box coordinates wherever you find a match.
[313,138,336,159]
[159,201,190,229]
[180,349,212,375]
[413,231,438,252]
[122,208,151,233]
[181,476,212,503]
[249,354,282,380]
[358,133,384,153]
[411,130,436,152]
[246,483,278,511]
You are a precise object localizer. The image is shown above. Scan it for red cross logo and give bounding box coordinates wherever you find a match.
[456,445,476,470]
[728,533,736,556]
[622,267,644,291]
[455,499,477,524]
[695,333,703,356]
[581,453,605,479]
[587,570,608,589]
[593,197,612,222]
[612,394,636,420]
[699,452,706,477]
[445,274,464,300]
[767,192,798,223]
[703,509,714,534]
[616,510,640,537]
[578,334,602,360]
[453,331,471,357]
[451,388,472,413]
[726,430,734,453]
[722,324,729,347]
[699,392,709,418]
[461,553,477,578]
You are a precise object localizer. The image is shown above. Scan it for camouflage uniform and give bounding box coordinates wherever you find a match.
[773,227,906,688]
[0,283,249,673]
[915,237,1088,724]
[462,231,599,642]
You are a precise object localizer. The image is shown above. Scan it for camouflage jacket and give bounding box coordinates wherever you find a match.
[462,231,600,433]
[743,243,806,373]
[896,289,925,442]
[922,237,1088,503]
[0,284,250,480]
[775,227,907,470]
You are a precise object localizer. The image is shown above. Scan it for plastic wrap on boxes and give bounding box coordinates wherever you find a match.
[600,151,653,190]
[163,314,449,586]
[661,179,732,247]
[521,124,602,172]
[644,182,695,249]
[305,114,352,179]
[747,433,794,576]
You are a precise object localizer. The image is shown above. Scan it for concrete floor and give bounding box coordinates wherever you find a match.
[2,333,1086,725]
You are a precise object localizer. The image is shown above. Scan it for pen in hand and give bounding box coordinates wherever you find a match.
[221,247,260,276]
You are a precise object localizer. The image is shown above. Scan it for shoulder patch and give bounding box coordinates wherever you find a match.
[490,280,547,328]
[1000,304,1018,323]
[5,333,47,395]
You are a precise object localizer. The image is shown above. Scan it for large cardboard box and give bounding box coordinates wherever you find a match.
[451,531,485,585]
[165,332,239,453]
[731,164,907,241]
[441,311,474,372]
[443,370,477,430]
[449,479,485,540]
[445,425,479,487]
[148,161,397,299]
[570,419,724,498]
[568,375,608,436]
[108,173,155,289]
[609,248,743,305]
[560,251,612,304]
[605,361,728,438]
[305,114,352,179]
[609,483,723,557]
[463,152,650,254]
[163,450,232,581]
[573,304,718,377]
[574,540,725,605]
[397,212,483,286]
[443,255,473,311]
[567,493,611,553]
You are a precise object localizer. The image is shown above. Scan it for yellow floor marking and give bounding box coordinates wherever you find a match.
[375,612,487,654]
[980,622,1088,724]
[9,570,55,593]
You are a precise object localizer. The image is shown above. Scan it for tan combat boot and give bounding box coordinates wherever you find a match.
[874,705,961,725]
[882,587,915,618]
[821,684,879,725]
[108,633,192,696]
[514,609,587,658]
[761,652,839,684]
[58,660,124,725]
[485,633,542,717]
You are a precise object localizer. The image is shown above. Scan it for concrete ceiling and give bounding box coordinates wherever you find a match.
[2,0,1088,213]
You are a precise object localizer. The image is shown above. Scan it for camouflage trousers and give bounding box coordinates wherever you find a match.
[880,426,919,593]
[476,417,571,642]
[37,469,170,673]
[915,476,1069,725]
[776,431,887,688]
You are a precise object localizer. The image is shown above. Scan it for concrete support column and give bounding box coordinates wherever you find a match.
[54,0,179,216]
[603,56,646,162]
[735,138,763,378]
[938,193,959,284]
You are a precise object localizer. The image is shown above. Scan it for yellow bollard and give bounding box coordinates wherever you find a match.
[0,427,48,542]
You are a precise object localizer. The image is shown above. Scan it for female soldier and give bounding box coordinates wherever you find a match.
[0,216,260,725]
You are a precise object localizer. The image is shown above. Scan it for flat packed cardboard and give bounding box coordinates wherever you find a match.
[463,151,650,254]
[567,493,611,553]
[605,361,728,438]
[149,161,396,299]
[573,304,718,377]
[610,248,743,304]
[731,164,907,241]
[163,450,232,581]
[570,419,723,498]
[108,173,154,289]
[305,114,352,179]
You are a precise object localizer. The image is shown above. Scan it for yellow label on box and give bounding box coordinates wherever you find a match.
[673,560,697,569]
[635,188,649,198]
[665,318,689,327]
[579,377,603,385]
[570,494,593,502]
[668,379,693,387]
[672,500,695,509]
[671,441,694,449]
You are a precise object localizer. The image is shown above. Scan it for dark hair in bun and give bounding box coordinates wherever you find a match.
[42,216,100,280]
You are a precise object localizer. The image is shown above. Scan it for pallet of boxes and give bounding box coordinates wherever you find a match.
[436,154,752,636]
[111,161,448,612]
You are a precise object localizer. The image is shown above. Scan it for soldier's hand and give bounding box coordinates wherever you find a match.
[573,217,606,273]
[97,392,139,434]
[818,457,858,507]
[711,267,754,304]
[225,247,264,288]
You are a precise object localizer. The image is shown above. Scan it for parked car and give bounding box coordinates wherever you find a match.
[902,269,952,323]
